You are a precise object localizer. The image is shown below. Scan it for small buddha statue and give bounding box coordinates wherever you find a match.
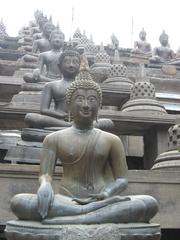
[18,21,55,68]
[149,30,175,64]
[131,28,151,55]
[23,29,65,83]
[11,69,158,225]
[32,21,55,53]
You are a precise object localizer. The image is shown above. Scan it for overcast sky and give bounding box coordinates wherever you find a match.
[0,0,180,51]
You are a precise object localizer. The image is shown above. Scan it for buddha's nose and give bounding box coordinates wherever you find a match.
[83,99,89,108]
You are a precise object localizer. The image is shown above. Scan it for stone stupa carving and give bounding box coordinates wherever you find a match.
[121,64,167,114]
[152,118,180,170]
[84,35,98,66]
[90,43,112,83]
[71,28,82,46]
[104,48,134,87]
[76,30,89,53]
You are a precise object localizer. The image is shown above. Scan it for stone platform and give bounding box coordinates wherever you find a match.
[5,220,161,240]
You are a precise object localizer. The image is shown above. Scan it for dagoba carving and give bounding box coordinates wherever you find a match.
[76,30,89,53]
[90,43,112,83]
[71,28,82,46]
[121,64,167,114]
[104,49,134,87]
[84,36,98,66]
[152,118,180,170]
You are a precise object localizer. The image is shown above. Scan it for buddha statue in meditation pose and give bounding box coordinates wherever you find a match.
[23,29,65,83]
[132,28,151,55]
[21,21,55,67]
[11,66,158,225]
[32,21,55,53]
[149,30,175,63]
[24,48,81,129]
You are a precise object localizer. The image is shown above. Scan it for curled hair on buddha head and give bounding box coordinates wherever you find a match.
[58,47,81,68]
[66,54,102,107]
[49,29,65,41]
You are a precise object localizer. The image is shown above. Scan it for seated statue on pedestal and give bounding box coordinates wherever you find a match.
[23,29,65,83]
[149,30,175,64]
[131,28,151,55]
[11,66,158,225]
[24,48,81,129]
[19,21,55,67]
[32,21,55,53]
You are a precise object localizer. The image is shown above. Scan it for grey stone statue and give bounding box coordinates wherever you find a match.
[32,21,55,53]
[150,30,175,63]
[23,29,65,83]
[25,48,81,128]
[11,66,158,225]
[132,28,151,55]
[20,21,55,67]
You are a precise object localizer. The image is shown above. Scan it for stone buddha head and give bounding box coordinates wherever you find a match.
[159,30,169,47]
[49,29,65,49]
[43,22,55,38]
[139,28,146,41]
[58,48,81,79]
[66,69,102,125]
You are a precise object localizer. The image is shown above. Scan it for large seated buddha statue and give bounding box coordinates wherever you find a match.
[6,64,160,240]
[149,30,175,64]
[10,68,159,225]
[23,29,65,84]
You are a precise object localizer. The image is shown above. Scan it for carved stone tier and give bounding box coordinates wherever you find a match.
[0,60,21,76]
[0,36,20,50]
[4,140,42,164]
[0,76,22,102]
[21,128,60,142]
[0,49,25,61]
[5,220,161,240]
[9,91,43,111]
[122,98,167,114]
[14,68,34,77]
[152,150,180,170]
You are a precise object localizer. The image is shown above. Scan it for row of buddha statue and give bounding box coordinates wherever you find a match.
[17,9,180,70]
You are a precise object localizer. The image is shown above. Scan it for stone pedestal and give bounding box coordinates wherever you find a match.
[5,220,161,240]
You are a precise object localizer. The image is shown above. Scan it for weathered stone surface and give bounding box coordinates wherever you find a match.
[5,220,161,240]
